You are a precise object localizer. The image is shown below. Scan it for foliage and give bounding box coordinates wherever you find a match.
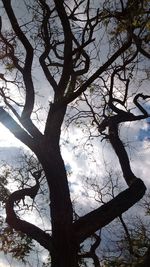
[0,219,33,262]
[0,160,38,263]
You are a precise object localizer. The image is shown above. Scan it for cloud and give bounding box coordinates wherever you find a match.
[0,146,24,165]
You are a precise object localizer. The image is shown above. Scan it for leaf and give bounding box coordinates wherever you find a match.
[5,63,15,71]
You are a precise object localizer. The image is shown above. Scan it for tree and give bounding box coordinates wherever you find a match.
[0,0,150,266]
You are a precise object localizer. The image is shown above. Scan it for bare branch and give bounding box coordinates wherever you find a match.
[134,93,150,116]
[39,0,58,92]
[6,171,52,251]
[54,0,73,95]
[65,39,132,104]
[74,178,146,244]
[0,107,35,150]
[2,0,34,119]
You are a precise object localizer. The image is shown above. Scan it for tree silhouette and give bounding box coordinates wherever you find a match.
[0,0,149,266]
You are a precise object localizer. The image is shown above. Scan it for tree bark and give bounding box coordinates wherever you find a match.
[35,103,78,266]
[40,157,79,267]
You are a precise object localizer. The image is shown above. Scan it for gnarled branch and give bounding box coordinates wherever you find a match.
[74,178,146,244]
[6,170,52,251]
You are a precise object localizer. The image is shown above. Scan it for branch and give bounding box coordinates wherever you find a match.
[20,118,44,140]
[54,0,73,95]
[0,107,36,151]
[6,171,52,251]
[133,94,150,116]
[98,106,149,134]
[39,0,58,92]
[2,0,35,119]
[119,215,134,256]
[0,24,23,73]
[72,36,91,76]
[0,89,43,140]
[79,233,101,267]
[108,121,136,186]
[74,178,146,244]
[133,34,150,59]
[75,91,147,243]
[65,39,132,104]
[99,106,149,186]
[0,8,42,139]
[108,50,138,111]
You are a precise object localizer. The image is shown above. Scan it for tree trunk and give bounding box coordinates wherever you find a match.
[44,162,79,267]
[50,227,79,267]
[34,103,80,266]
[38,144,79,267]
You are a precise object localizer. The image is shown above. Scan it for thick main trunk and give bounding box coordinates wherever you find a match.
[37,103,80,266]
[50,225,79,267]
[39,147,79,267]
[43,161,79,267]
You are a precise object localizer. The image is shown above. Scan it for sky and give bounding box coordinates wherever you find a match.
[0,0,150,266]
[0,106,150,267]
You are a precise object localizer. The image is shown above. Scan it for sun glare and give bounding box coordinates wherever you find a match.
[0,123,23,147]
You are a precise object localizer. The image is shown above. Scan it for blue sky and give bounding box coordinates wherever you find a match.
[138,106,150,141]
